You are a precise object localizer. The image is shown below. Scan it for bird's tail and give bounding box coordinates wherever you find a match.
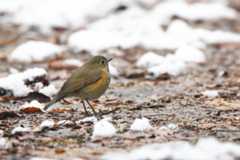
[44,96,61,111]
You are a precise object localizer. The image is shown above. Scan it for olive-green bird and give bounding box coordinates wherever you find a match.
[44,56,112,118]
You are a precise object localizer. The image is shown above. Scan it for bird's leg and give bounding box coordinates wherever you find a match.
[81,100,90,116]
[86,100,102,120]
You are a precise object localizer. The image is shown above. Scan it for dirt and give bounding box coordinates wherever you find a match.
[1,15,240,160]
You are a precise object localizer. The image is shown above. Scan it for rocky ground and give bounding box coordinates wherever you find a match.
[0,1,240,160]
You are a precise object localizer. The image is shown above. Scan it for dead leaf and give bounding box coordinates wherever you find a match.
[20,107,42,113]
[55,148,65,154]
[0,96,15,102]
[19,100,44,113]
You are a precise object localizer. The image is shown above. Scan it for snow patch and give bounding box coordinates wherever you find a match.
[147,55,187,77]
[68,30,121,53]
[160,123,179,131]
[198,30,240,44]
[166,20,240,45]
[137,45,206,78]
[9,41,62,63]
[0,0,235,32]
[202,90,219,98]
[9,68,19,74]
[57,120,74,126]
[130,117,152,131]
[0,137,10,149]
[33,119,55,132]
[40,119,55,129]
[11,126,31,135]
[0,130,3,137]
[136,52,164,68]
[39,85,58,97]
[152,1,236,23]
[0,68,47,97]
[102,137,240,160]
[92,118,116,138]
[68,7,165,53]
[19,100,45,112]
[174,45,206,63]
[68,2,239,53]
[179,3,236,20]
[0,0,130,32]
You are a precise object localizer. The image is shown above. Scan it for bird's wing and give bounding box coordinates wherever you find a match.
[56,67,102,98]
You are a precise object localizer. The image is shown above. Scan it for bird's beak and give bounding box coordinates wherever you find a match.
[107,58,113,62]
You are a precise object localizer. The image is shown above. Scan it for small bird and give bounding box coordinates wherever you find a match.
[44,56,112,119]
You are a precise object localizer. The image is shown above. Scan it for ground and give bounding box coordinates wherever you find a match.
[1,3,240,160]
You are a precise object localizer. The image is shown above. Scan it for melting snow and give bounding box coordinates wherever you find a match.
[40,119,55,129]
[146,55,187,77]
[39,84,58,97]
[9,41,63,63]
[202,90,219,98]
[0,130,3,137]
[68,18,240,53]
[136,52,164,68]
[68,7,164,53]
[11,126,31,135]
[33,119,55,132]
[198,30,240,44]
[67,1,239,53]
[130,117,152,131]
[92,118,116,138]
[57,120,74,126]
[37,119,55,131]
[0,0,131,32]
[137,45,206,78]
[174,45,206,63]
[0,137,10,149]
[0,130,8,149]
[102,137,240,160]
[159,123,179,131]
[0,68,47,97]
[0,0,235,32]
[19,100,45,112]
[152,1,236,23]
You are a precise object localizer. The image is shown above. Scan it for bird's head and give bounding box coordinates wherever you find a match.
[89,56,112,68]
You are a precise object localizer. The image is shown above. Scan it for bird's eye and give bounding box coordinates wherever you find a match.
[101,60,105,64]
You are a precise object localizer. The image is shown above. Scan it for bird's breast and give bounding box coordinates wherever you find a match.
[80,69,110,100]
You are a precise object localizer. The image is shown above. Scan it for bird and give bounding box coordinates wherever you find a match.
[44,56,112,119]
